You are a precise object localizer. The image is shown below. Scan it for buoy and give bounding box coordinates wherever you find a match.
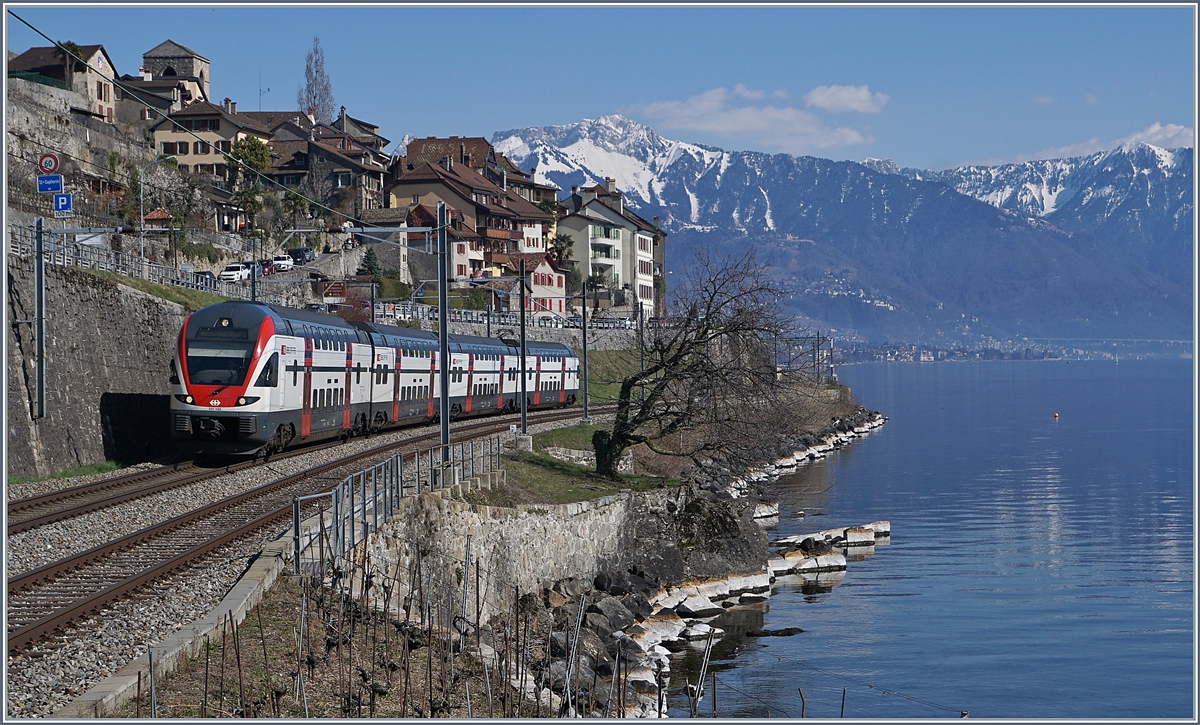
[1054,412,1059,419]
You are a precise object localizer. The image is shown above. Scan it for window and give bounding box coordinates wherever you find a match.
[412,194,420,204]
[334,172,352,187]
[194,141,210,155]
[215,140,231,154]
[456,264,466,276]
[176,142,189,156]
[557,276,563,287]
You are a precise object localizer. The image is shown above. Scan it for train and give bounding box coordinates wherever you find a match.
[170,301,580,456]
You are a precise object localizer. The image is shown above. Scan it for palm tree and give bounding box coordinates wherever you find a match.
[547,233,575,267]
[54,40,83,89]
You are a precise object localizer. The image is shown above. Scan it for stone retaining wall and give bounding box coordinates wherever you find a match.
[6,256,186,478]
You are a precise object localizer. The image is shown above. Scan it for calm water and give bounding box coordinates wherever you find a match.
[668,359,1194,718]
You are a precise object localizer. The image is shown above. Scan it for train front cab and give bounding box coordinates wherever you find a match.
[170,302,282,455]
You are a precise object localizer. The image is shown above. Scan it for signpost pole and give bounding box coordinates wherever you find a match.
[34,217,45,419]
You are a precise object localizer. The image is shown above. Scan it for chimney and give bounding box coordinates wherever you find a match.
[461,142,466,164]
[502,169,507,190]
[605,177,617,193]
[140,66,152,81]
[229,100,236,114]
[571,185,578,194]
[222,97,231,113]
[653,215,660,229]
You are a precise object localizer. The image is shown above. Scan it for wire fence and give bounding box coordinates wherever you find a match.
[292,436,503,576]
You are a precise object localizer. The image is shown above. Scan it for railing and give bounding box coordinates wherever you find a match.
[292,436,503,575]
[8,223,252,300]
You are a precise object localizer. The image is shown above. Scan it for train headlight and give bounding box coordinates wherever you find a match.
[175,394,195,405]
[235,396,260,406]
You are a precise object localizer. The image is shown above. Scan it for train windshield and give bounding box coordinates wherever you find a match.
[186,326,254,385]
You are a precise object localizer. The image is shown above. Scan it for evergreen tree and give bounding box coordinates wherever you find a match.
[356,246,381,276]
[297,36,335,124]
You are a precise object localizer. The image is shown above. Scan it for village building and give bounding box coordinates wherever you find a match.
[8,43,119,123]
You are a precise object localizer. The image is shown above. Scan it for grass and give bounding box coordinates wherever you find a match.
[577,348,644,403]
[8,460,123,486]
[464,450,679,508]
[75,268,232,311]
[532,422,601,452]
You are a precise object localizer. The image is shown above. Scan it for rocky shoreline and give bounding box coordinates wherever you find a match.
[508,407,888,717]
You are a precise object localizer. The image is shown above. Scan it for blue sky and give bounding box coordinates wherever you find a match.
[6,5,1194,170]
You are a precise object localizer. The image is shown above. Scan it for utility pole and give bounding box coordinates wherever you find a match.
[34,218,45,419]
[437,202,450,458]
[519,258,528,435]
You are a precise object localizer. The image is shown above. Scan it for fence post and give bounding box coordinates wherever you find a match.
[293,498,301,575]
[348,476,356,551]
[360,474,368,545]
[372,466,379,532]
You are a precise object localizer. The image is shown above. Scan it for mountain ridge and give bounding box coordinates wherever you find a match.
[492,116,1192,344]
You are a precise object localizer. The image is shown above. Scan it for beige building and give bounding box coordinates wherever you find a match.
[8,44,119,123]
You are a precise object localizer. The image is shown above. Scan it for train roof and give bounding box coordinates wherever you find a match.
[189,301,575,355]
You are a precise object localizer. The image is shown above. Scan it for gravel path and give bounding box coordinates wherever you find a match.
[4,412,592,718]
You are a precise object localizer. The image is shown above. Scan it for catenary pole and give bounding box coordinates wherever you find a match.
[437,202,450,459]
[580,278,589,422]
[519,258,527,435]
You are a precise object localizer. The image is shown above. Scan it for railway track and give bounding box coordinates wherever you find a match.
[5,405,597,535]
[6,406,608,654]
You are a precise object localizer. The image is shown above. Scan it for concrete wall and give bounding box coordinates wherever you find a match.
[6,255,186,478]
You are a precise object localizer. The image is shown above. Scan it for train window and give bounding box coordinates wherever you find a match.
[254,352,279,388]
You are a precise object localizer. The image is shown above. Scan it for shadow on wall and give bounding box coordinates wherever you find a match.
[99,392,179,463]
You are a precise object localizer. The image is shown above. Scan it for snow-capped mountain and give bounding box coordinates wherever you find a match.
[492,116,1191,343]
[873,144,1194,288]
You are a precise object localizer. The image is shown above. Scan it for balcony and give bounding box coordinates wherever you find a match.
[590,246,620,260]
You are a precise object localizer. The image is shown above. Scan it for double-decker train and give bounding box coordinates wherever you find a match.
[170,301,579,456]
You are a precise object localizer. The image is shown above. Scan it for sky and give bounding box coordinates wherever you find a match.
[5,4,1195,170]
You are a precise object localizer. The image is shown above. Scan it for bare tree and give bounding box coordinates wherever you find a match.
[297,36,335,124]
[590,249,824,478]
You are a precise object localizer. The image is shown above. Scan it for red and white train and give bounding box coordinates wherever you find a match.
[170,301,579,455]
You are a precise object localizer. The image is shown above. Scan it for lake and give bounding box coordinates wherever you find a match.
[667,359,1194,718]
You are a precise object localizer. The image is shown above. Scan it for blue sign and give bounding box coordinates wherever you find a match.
[53,193,72,212]
[37,174,63,193]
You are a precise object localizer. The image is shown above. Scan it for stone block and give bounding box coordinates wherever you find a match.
[675,594,724,618]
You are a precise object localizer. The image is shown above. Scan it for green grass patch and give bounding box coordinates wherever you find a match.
[533,422,601,452]
[576,348,644,403]
[9,460,123,486]
[77,268,232,311]
[465,450,679,507]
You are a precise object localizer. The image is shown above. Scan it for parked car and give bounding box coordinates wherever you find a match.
[257,259,274,275]
[289,247,316,265]
[194,270,218,288]
[218,263,249,282]
[304,303,329,312]
[241,260,264,278]
[272,254,295,272]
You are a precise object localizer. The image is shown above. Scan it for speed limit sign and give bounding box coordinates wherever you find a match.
[37,153,60,174]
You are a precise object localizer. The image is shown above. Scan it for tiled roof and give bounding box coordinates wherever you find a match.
[150,101,273,134]
[144,39,209,62]
[9,44,111,75]
[241,111,314,131]
[405,137,493,170]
